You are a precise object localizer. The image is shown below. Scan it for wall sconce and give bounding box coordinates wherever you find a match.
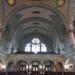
[39,65,42,69]
[29,65,32,69]
[26,65,28,70]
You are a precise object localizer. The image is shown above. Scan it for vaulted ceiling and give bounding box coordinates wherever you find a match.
[6,4,66,43]
[0,2,68,53]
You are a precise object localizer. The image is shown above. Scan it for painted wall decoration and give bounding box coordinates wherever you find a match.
[6,0,16,6]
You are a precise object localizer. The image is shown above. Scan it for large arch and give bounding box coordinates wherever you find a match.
[6,62,14,71]
[6,3,67,24]
[2,2,69,55]
[16,60,27,71]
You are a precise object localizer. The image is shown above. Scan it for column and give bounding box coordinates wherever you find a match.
[0,17,3,40]
[0,17,3,56]
[13,61,17,71]
[67,0,75,52]
[67,26,75,51]
[27,61,31,74]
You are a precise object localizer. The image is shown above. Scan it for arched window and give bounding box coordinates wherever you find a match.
[25,43,31,52]
[25,38,47,54]
[41,43,47,52]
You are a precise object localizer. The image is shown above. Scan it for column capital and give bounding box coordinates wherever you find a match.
[67,28,74,33]
[71,45,75,52]
[66,24,74,33]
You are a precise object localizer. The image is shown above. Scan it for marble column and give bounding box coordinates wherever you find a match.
[67,25,75,52]
[67,0,75,52]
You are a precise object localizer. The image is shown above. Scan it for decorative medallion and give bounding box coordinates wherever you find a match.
[6,0,16,6]
[57,0,65,7]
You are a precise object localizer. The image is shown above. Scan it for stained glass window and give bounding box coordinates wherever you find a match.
[25,38,47,54]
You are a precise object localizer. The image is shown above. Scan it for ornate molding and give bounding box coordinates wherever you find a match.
[6,54,65,64]
[67,28,74,33]
[56,0,65,7]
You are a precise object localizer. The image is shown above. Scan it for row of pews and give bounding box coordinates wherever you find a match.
[0,71,75,75]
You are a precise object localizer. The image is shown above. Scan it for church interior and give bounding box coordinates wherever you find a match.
[0,0,75,75]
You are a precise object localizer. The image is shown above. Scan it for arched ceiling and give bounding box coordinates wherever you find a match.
[6,4,67,44]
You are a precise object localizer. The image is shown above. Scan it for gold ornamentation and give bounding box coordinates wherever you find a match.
[57,0,65,7]
[7,0,15,6]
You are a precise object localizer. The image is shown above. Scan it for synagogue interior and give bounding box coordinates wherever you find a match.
[0,0,75,75]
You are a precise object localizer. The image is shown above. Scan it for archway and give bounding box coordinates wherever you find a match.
[3,3,68,55]
[6,62,14,71]
[44,61,55,72]
[30,61,40,75]
[55,62,64,72]
[16,60,27,71]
